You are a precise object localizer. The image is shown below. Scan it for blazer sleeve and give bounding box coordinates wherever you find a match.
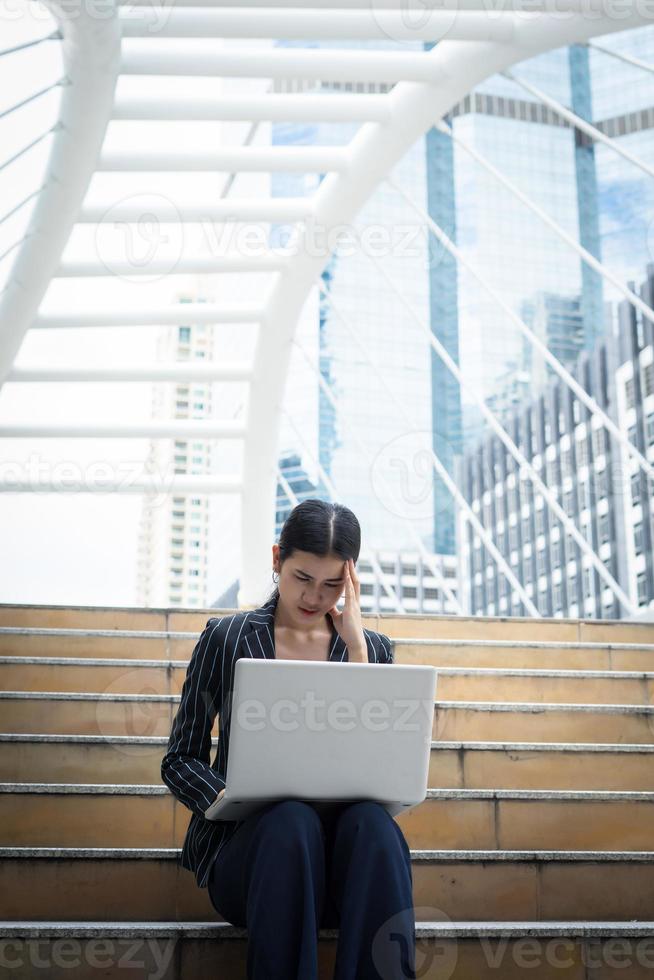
[377,632,394,665]
[161,616,226,817]
[366,629,393,664]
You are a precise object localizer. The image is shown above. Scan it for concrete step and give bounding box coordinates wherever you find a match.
[4,734,654,791]
[2,920,654,979]
[395,639,654,672]
[0,606,171,631]
[434,701,654,743]
[2,691,654,742]
[3,626,654,672]
[2,604,652,645]
[0,606,372,635]
[3,603,652,968]
[4,655,654,705]
[1,847,653,922]
[2,783,654,852]
[381,615,654,646]
[0,627,193,661]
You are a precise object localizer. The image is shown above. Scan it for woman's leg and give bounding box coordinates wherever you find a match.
[207,800,328,980]
[327,801,416,980]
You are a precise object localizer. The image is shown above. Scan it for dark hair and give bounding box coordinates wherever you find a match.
[264,498,361,604]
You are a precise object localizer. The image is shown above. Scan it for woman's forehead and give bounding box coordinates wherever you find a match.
[291,552,346,579]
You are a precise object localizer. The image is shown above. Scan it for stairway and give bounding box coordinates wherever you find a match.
[1,603,654,978]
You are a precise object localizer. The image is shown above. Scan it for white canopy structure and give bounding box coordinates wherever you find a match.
[1,0,652,608]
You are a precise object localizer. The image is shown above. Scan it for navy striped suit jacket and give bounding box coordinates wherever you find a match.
[161,592,394,889]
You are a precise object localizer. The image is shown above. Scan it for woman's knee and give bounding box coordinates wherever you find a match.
[256,799,325,850]
[336,800,394,836]
[336,802,411,860]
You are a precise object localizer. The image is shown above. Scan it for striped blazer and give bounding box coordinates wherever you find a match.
[161,592,394,889]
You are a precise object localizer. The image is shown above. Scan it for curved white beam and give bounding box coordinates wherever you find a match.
[0,0,121,388]
[238,12,652,605]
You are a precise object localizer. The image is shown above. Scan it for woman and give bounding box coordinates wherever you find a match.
[161,499,416,979]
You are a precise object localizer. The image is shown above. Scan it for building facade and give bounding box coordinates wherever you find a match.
[457,264,654,619]
[136,305,214,607]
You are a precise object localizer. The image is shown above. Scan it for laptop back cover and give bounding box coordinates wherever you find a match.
[207,659,436,821]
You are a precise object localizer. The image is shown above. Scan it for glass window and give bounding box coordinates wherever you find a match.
[631,472,641,506]
[625,377,636,409]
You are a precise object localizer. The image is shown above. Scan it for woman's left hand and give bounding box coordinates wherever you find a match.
[326,558,367,661]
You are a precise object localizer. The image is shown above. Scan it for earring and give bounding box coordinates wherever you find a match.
[272,570,279,583]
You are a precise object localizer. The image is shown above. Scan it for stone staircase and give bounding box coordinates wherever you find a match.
[1,603,654,978]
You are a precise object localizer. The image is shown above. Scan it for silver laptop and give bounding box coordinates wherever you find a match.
[204,658,437,822]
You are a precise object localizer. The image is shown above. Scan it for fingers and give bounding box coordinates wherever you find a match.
[344,558,359,596]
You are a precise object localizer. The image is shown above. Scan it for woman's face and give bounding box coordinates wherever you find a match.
[273,547,348,624]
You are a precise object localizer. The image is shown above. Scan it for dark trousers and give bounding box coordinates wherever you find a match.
[207,799,416,980]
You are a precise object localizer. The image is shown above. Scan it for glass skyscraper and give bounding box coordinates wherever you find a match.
[270,27,654,612]
[272,40,436,562]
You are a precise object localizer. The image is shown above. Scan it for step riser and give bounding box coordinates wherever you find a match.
[435,708,654,744]
[400,798,654,851]
[1,664,178,695]
[2,701,653,743]
[3,663,654,707]
[0,935,648,980]
[3,606,652,644]
[3,636,654,672]
[431,748,654,791]
[1,614,652,640]
[0,701,175,737]
[396,648,654,671]
[385,619,654,644]
[0,609,169,630]
[1,859,652,921]
[5,742,654,791]
[0,636,172,659]
[2,796,654,851]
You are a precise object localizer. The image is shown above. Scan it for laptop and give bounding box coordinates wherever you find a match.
[204,658,437,822]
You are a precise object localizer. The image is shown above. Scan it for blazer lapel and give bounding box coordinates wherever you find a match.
[238,593,348,662]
